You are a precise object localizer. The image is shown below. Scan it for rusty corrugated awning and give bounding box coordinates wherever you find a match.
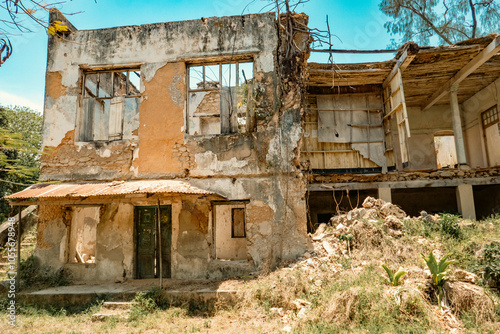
[4,180,225,201]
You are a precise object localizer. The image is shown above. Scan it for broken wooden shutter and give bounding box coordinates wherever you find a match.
[108,96,125,140]
[383,69,410,165]
[81,98,95,141]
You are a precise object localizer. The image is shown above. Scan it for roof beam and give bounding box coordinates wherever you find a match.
[383,42,419,88]
[421,35,500,111]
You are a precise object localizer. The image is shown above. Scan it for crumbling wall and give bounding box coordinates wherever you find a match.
[405,105,454,170]
[34,205,69,270]
[172,197,211,279]
[462,77,500,168]
[42,11,279,181]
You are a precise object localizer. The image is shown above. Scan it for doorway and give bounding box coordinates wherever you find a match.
[135,205,172,279]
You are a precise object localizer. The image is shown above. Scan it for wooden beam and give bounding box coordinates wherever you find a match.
[307,175,500,191]
[421,35,500,111]
[311,48,398,54]
[383,42,419,88]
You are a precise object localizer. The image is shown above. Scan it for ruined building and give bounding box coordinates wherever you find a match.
[6,10,500,282]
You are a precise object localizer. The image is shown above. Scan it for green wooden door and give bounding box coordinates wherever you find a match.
[135,206,172,279]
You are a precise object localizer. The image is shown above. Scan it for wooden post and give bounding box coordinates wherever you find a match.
[16,206,21,292]
[157,200,162,290]
[449,84,467,165]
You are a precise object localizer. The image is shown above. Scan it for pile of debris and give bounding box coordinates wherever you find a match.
[309,196,410,258]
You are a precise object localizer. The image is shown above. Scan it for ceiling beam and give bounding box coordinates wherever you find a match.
[383,42,419,88]
[421,35,500,111]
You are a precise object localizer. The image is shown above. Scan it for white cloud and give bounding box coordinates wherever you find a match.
[0,91,43,113]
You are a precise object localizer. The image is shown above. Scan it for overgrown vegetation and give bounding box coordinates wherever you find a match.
[19,255,71,290]
[0,208,499,333]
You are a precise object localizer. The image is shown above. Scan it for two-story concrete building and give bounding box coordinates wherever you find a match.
[6,9,500,283]
[6,10,311,282]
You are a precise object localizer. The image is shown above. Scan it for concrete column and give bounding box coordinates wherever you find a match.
[378,187,392,203]
[449,84,467,165]
[456,184,476,220]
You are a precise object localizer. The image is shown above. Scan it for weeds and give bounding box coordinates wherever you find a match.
[438,213,462,239]
[421,251,455,310]
[474,241,500,288]
[381,264,407,286]
[20,255,71,290]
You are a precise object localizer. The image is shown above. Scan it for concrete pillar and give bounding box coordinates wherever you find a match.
[449,84,467,165]
[456,184,476,220]
[378,187,392,203]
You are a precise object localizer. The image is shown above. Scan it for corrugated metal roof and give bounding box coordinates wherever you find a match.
[5,180,224,200]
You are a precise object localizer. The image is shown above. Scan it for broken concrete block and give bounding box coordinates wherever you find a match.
[384,215,403,230]
[322,240,336,256]
[379,203,406,219]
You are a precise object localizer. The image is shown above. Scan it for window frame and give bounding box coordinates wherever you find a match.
[78,67,141,142]
[186,59,254,136]
[231,207,246,238]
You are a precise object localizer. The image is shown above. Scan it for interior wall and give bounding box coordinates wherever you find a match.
[462,77,500,168]
[405,105,454,170]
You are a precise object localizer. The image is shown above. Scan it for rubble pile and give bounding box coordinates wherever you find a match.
[308,196,409,257]
[255,196,499,333]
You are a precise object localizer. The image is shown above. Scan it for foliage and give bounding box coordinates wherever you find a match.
[0,1,74,65]
[381,264,407,286]
[474,241,500,288]
[20,255,71,289]
[421,251,455,310]
[380,0,500,46]
[438,213,463,239]
[0,105,42,222]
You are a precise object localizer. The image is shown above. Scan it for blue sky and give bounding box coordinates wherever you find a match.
[0,0,395,113]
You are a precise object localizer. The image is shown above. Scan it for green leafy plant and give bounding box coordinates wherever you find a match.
[421,251,455,310]
[381,264,407,286]
[438,213,462,239]
[475,241,500,288]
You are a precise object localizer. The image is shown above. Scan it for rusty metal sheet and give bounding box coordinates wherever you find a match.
[4,180,224,200]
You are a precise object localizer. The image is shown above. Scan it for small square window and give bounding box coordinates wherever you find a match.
[482,105,499,129]
[231,208,246,238]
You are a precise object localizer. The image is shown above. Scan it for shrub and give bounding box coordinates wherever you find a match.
[19,255,71,289]
[438,213,462,239]
[475,241,500,288]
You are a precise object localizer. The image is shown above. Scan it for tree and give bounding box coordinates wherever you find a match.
[380,0,500,46]
[0,105,42,222]
[0,0,73,66]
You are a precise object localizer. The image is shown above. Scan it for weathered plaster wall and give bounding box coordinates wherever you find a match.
[137,62,186,177]
[34,205,69,270]
[405,105,454,170]
[172,197,211,279]
[462,78,500,168]
[42,11,278,181]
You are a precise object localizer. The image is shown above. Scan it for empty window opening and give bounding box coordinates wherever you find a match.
[69,207,99,264]
[214,203,247,260]
[187,61,253,135]
[482,105,500,166]
[231,208,246,238]
[434,133,457,169]
[79,69,141,142]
